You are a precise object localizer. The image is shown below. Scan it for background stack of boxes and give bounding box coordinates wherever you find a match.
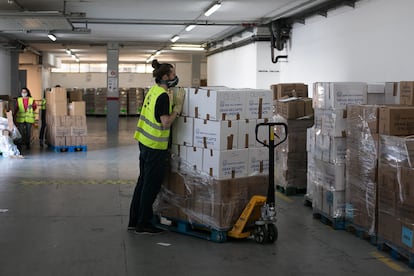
[127,88,145,115]
[46,87,87,147]
[119,88,128,115]
[272,83,313,194]
[308,82,367,221]
[156,86,274,230]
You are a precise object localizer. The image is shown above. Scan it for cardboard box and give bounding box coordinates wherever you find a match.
[276,99,305,119]
[313,159,345,190]
[379,106,414,136]
[313,82,367,109]
[323,188,345,219]
[189,87,245,120]
[48,101,68,116]
[172,116,193,146]
[385,82,399,104]
[303,98,313,116]
[68,101,86,116]
[186,146,203,171]
[237,119,256,149]
[48,87,67,103]
[68,90,83,102]
[170,87,190,116]
[70,126,87,136]
[193,118,238,150]
[244,89,273,119]
[271,83,308,100]
[248,147,269,175]
[170,144,188,173]
[203,149,249,180]
[329,136,347,164]
[400,81,414,106]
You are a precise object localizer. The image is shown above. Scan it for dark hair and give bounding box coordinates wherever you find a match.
[21,87,31,97]
[152,59,173,84]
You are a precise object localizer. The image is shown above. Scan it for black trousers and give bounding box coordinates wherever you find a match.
[128,142,169,228]
[39,109,46,141]
[17,122,32,147]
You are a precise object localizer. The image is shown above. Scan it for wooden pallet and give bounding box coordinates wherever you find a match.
[312,209,345,230]
[51,145,88,152]
[345,222,377,245]
[377,237,414,268]
[276,185,306,196]
[155,216,227,243]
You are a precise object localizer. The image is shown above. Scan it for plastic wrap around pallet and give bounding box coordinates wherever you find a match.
[154,154,269,231]
[345,105,379,235]
[378,134,414,253]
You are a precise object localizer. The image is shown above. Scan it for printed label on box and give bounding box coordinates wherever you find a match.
[402,226,413,248]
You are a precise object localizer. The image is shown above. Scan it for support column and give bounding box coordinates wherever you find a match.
[191,54,201,87]
[106,42,119,133]
[10,50,20,98]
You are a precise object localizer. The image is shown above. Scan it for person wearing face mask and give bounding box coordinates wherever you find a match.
[15,87,37,150]
[128,59,185,234]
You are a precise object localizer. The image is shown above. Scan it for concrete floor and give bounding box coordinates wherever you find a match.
[0,117,413,276]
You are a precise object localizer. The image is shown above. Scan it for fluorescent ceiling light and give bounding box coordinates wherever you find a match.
[71,54,76,59]
[170,35,180,43]
[171,46,205,51]
[185,25,196,32]
[155,50,161,56]
[75,57,80,62]
[204,1,221,17]
[65,49,71,55]
[146,55,154,63]
[48,33,57,41]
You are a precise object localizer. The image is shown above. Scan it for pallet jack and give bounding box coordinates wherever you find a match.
[228,122,288,244]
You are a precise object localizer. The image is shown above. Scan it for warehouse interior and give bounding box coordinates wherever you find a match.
[1,0,414,275]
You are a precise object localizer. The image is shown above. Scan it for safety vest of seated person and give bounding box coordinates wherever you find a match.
[16,97,35,123]
[134,85,172,150]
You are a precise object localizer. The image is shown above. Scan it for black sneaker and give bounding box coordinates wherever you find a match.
[134,225,165,235]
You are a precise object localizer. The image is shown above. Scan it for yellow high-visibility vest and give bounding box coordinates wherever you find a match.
[40,98,46,110]
[134,85,172,150]
[16,97,35,123]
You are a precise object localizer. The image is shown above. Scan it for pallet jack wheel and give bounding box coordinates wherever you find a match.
[254,225,267,244]
[267,224,278,243]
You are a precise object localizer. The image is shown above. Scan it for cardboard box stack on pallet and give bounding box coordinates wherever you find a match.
[309,82,367,221]
[376,83,414,252]
[345,83,399,236]
[46,87,87,147]
[127,88,145,115]
[119,88,128,115]
[272,83,313,194]
[155,86,274,230]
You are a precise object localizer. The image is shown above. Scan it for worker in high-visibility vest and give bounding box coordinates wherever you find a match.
[38,91,47,147]
[128,59,184,235]
[15,87,37,150]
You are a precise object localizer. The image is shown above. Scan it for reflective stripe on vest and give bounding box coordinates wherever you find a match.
[16,97,35,123]
[134,85,172,150]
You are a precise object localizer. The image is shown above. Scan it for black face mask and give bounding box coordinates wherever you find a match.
[167,76,179,88]
[158,76,179,88]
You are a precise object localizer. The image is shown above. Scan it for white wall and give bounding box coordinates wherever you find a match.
[280,0,414,95]
[207,42,280,89]
[0,49,11,95]
[51,62,207,89]
[207,43,258,88]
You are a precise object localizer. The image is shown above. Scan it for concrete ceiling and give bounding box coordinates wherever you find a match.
[0,0,331,64]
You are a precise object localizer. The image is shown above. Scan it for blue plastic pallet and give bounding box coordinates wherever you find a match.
[345,222,377,245]
[155,216,227,243]
[52,145,88,152]
[312,209,345,230]
[377,237,414,268]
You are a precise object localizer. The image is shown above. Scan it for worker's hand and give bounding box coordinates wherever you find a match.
[172,103,183,115]
[173,88,185,115]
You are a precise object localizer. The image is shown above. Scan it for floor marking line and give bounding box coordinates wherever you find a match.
[276,192,293,203]
[371,251,407,272]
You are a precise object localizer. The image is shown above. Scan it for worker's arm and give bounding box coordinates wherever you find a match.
[160,112,179,129]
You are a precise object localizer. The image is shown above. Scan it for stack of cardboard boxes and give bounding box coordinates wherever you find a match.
[119,88,128,115]
[156,86,274,230]
[345,83,399,235]
[46,87,87,147]
[271,83,313,192]
[127,88,145,115]
[377,94,414,251]
[309,82,367,219]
